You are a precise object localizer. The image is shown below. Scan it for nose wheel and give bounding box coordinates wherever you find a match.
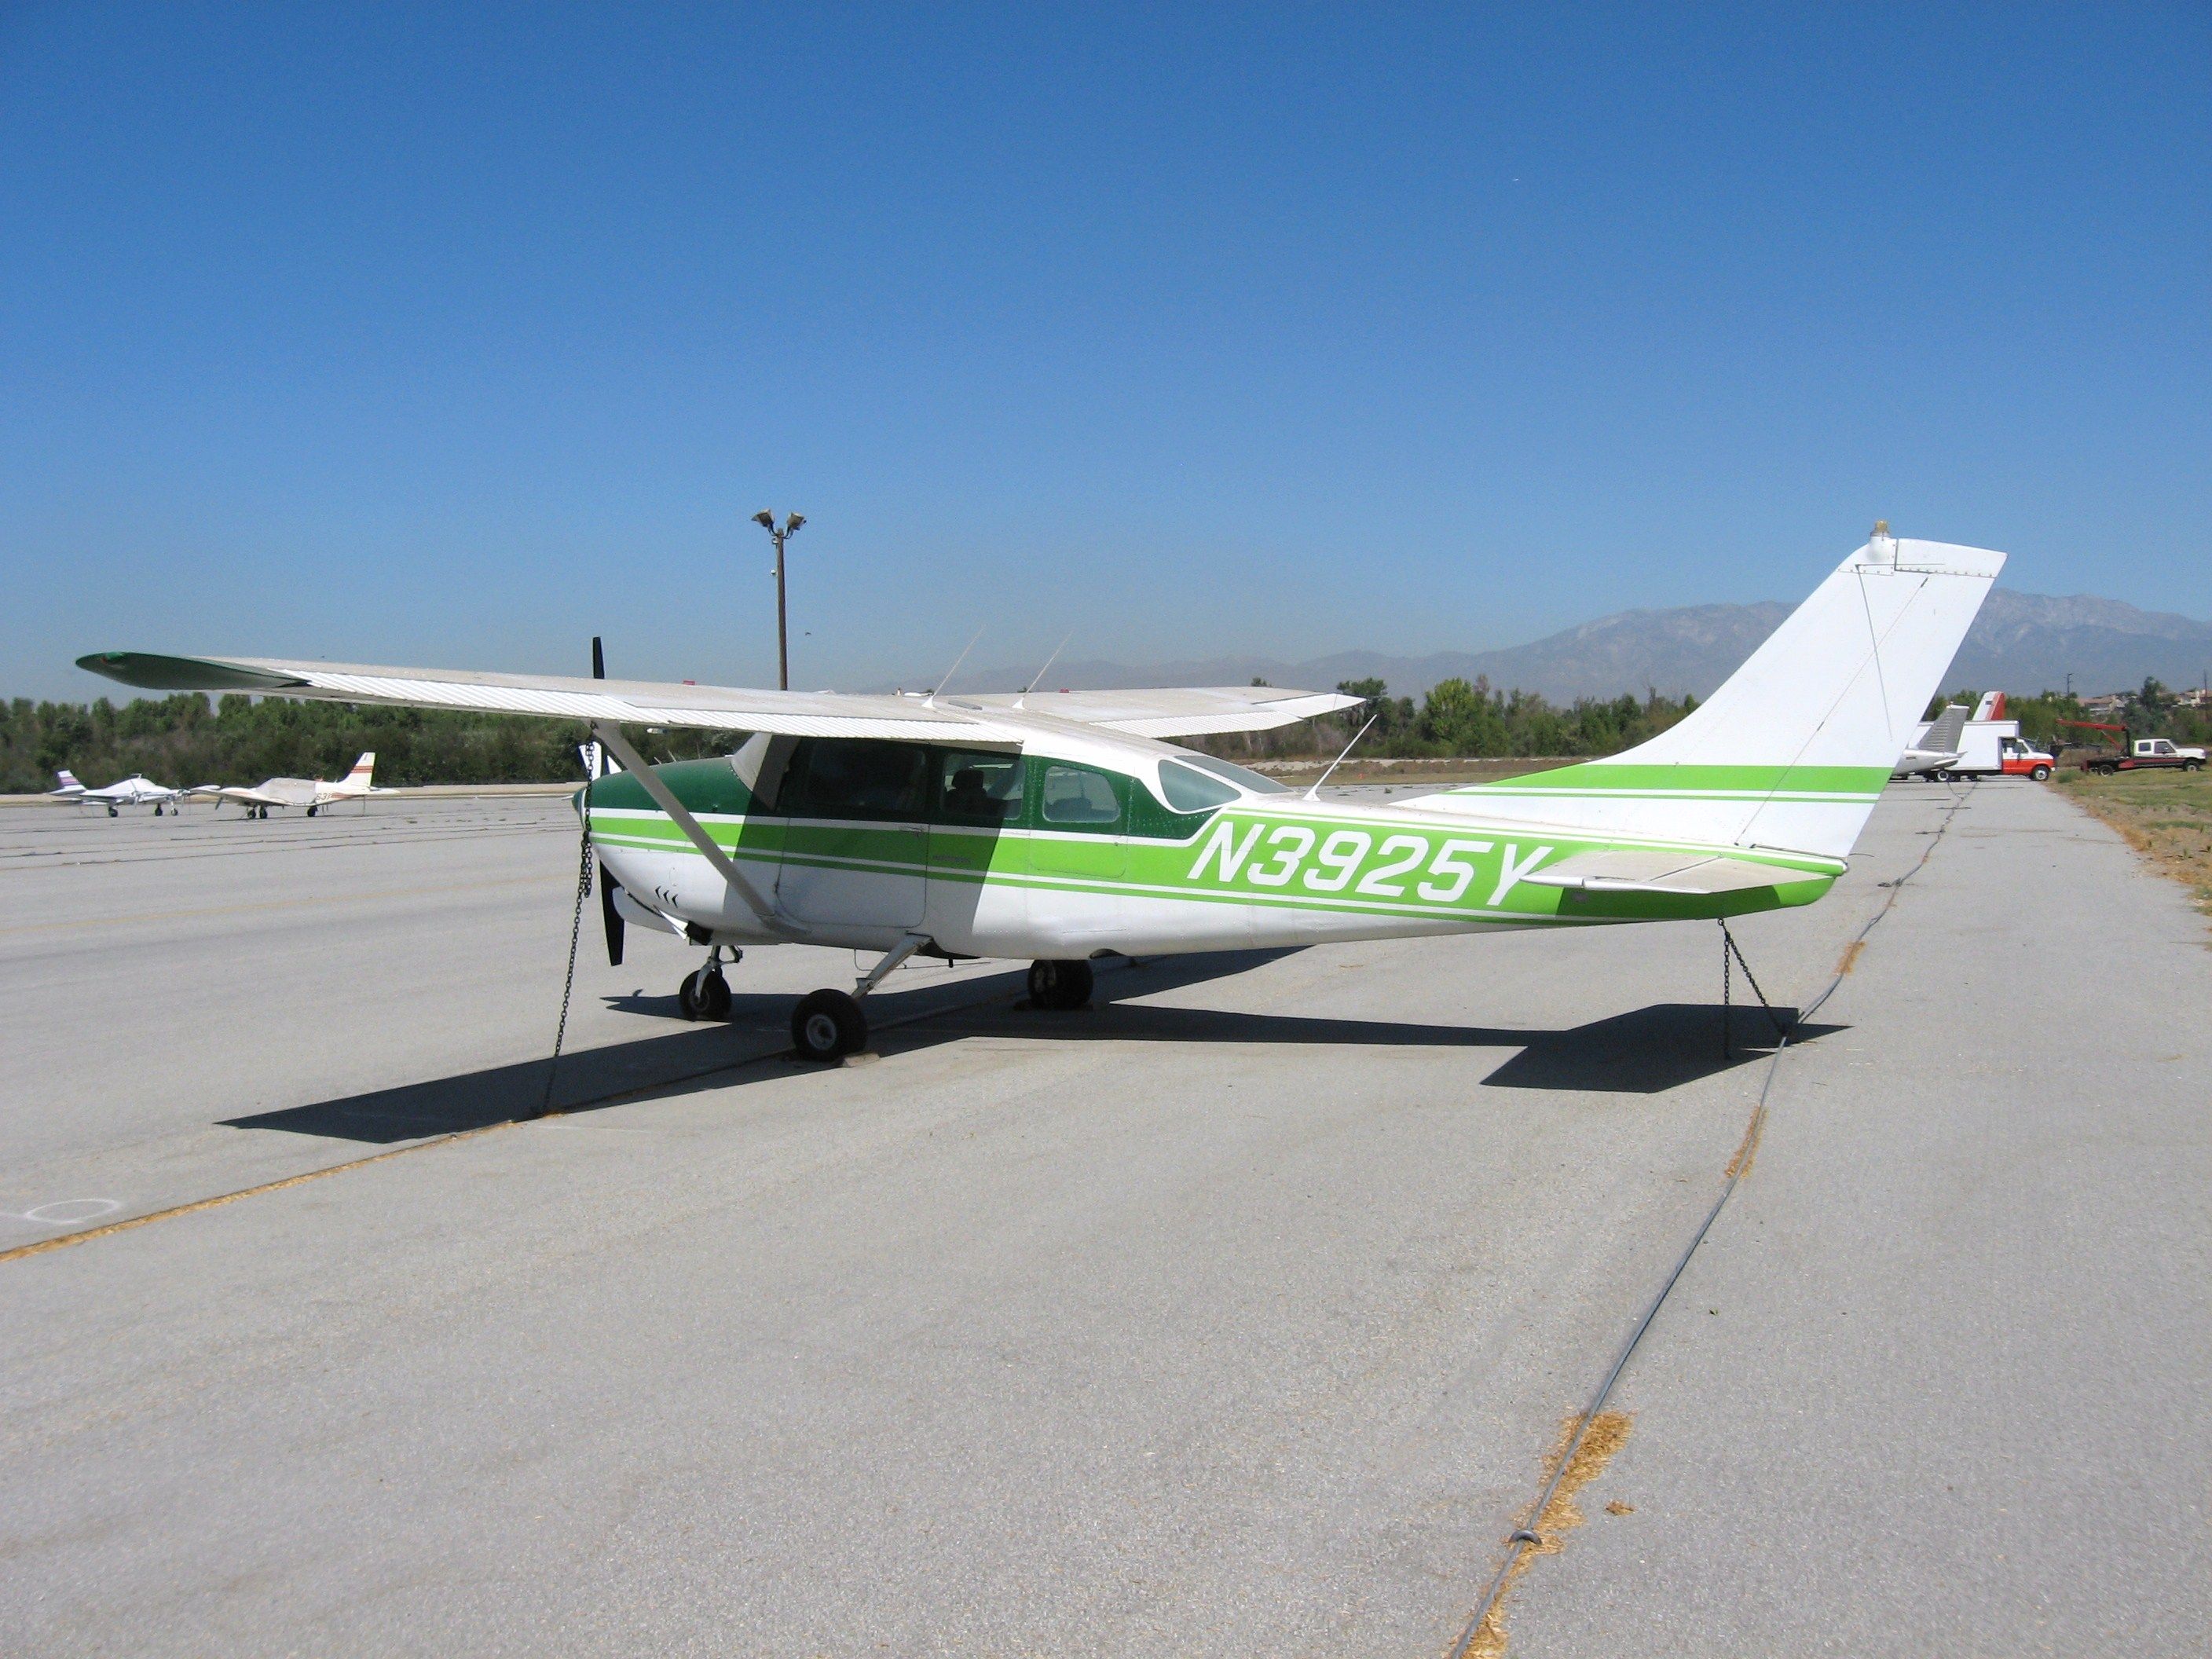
[678,954,734,1022]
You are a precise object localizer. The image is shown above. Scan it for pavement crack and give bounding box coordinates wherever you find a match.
[1459,1410,1635,1658]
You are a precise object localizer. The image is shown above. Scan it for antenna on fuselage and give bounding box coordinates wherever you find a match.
[925,627,985,707]
[1013,632,1073,709]
[1304,712,1378,801]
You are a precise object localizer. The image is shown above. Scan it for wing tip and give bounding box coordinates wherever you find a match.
[77,652,309,693]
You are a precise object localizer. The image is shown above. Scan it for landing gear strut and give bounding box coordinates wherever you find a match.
[789,935,927,1063]
[678,946,738,1021]
[1027,958,1093,1012]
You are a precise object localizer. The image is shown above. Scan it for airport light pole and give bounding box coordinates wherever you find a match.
[753,511,805,690]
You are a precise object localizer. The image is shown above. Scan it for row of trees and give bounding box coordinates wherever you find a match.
[1195,676,1700,763]
[6,679,1699,793]
[0,694,726,795]
[13,675,2202,794]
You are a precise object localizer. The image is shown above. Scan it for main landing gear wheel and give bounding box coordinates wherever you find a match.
[1027,958,1093,1012]
[792,988,866,1062]
[679,966,731,1021]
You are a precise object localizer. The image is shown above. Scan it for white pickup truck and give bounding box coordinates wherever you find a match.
[2082,738,2207,775]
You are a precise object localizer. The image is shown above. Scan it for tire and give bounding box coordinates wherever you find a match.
[2030,764,2051,782]
[1027,958,1095,1011]
[2187,760,2203,772]
[791,988,866,1061]
[679,968,731,1022]
[306,804,318,817]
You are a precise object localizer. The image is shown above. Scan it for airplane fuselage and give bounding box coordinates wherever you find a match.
[587,738,1840,963]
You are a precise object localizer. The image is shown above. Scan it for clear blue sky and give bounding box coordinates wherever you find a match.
[4,3,2206,699]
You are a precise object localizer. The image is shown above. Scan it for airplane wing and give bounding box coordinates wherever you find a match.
[78,652,1027,743]
[962,685,1363,737]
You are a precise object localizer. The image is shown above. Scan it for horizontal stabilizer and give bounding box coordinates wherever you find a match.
[1520,848,1833,895]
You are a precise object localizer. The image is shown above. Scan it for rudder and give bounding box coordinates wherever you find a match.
[1412,528,2005,859]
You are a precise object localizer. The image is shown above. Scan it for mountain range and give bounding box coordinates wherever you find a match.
[901,589,2212,705]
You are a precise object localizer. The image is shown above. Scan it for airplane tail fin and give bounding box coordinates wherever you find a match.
[1411,529,2005,859]
[55,769,82,791]
[1919,702,1970,758]
[335,752,375,793]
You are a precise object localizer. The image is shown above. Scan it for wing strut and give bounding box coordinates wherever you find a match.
[588,723,801,938]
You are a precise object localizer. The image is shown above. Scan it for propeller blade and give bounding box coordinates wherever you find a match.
[587,634,621,963]
[601,870,625,967]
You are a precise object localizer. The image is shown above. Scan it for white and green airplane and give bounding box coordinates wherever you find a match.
[81,527,2001,1062]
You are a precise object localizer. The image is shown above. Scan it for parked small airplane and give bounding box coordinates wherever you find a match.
[82,526,2003,1061]
[50,769,189,816]
[1892,702,1970,779]
[193,753,379,819]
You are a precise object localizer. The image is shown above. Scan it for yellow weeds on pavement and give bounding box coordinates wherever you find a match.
[1463,1410,1635,1658]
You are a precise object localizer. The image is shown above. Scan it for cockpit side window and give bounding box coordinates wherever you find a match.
[1037,762,1125,831]
[780,739,930,820]
[936,750,1024,825]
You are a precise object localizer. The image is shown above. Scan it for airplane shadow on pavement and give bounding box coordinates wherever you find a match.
[223,949,1838,1145]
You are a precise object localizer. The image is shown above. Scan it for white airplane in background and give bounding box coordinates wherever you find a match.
[50,769,190,816]
[84,527,2005,1063]
[1892,702,1970,779]
[194,753,380,819]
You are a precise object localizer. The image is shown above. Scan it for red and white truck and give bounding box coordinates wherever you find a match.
[1931,720,2055,781]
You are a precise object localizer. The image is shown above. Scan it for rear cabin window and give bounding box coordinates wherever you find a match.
[1157,760,1241,813]
[780,739,929,820]
[936,750,1024,825]
[1039,764,1123,830]
[1177,753,1291,794]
